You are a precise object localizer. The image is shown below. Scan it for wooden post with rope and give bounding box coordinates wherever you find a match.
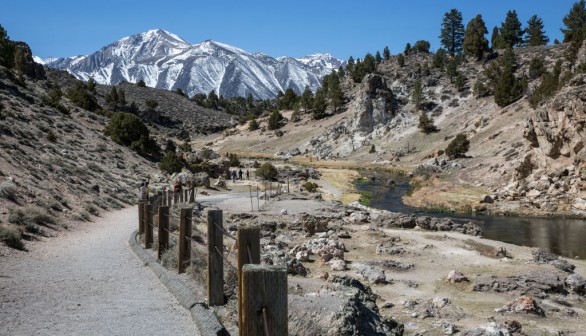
[158,205,169,260]
[241,265,288,335]
[237,225,260,336]
[144,203,153,249]
[207,209,224,306]
[178,208,192,274]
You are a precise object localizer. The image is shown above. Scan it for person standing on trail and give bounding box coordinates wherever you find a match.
[246,170,249,180]
[231,170,237,183]
[238,169,243,180]
[174,181,182,197]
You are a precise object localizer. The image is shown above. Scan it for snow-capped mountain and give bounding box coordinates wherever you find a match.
[43,29,344,99]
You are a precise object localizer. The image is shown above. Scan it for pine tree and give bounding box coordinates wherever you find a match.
[463,14,489,61]
[440,9,465,57]
[493,48,523,107]
[524,15,549,46]
[445,133,470,159]
[499,10,524,48]
[404,43,412,55]
[433,48,447,68]
[327,73,344,113]
[383,46,391,60]
[446,59,458,83]
[337,66,345,78]
[375,51,382,64]
[418,112,437,134]
[455,72,465,91]
[397,54,405,67]
[312,89,327,120]
[346,56,355,74]
[301,86,313,113]
[267,110,284,130]
[411,80,424,110]
[562,0,586,42]
[491,26,502,49]
[413,40,431,54]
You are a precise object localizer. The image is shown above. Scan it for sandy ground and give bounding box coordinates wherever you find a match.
[0,207,198,336]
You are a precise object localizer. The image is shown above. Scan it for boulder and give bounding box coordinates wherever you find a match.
[565,274,586,295]
[461,323,512,336]
[330,259,346,271]
[431,297,449,309]
[532,248,558,263]
[550,259,575,273]
[479,195,494,204]
[496,296,545,316]
[447,270,468,283]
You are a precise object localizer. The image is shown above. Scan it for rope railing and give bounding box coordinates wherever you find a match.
[214,245,237,272]
[262,307,271,336]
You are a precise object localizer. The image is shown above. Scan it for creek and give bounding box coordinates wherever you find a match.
[355,172,586,259]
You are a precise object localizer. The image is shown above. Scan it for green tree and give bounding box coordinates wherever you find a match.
[206,90,219,109]
[0,24,15,68]
[446,59,458,83]
[433,48,447,68]
[498,10,524,48]
[145,99,158,110]
[445,133,470,159]
[528,57,546,79]
[411,80,424,110]
[301,85,314,113]
[346,56,355,74]
[418,112,437,134]
[248,118,259,131]
[375,51,382,64]
[440,9,465,57]
[524,15,549,46]
[562,0,586,42]
[136,79,146,87]
[256,162,278,180]
[397,53,405,67]
[383,46,391,60]
[412,40,431,53]
[493,48,523,107]
[67,81,98,111]
[312,89,327,120]
[327,73,344,112]
[463,14,489,61]
[104,112,158,157]
[491,26,502,49]
[404,43,412,55]
[455,72,465,91]
[279,88,297,110]
[159,151,183,174]
[267,110,284,130]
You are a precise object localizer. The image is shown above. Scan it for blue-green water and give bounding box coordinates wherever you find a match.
[355,173,586,259]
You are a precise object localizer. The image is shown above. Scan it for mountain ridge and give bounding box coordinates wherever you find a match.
[41,29,344,99]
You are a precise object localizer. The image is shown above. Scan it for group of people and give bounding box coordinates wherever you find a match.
[229,168,249,182]
[140,180,184,201]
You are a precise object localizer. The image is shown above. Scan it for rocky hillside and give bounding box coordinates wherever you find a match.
[0,51,159,251]
[214,41,586,216]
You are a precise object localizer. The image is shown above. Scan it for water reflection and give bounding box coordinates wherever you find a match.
[356,173,586,259]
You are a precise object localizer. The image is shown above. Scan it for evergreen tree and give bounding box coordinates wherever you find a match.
[418,112,437,134]
[491,26,502,49]
[363,53,376,73]
[383,46,391,60]
[404,43,412,55]
[463,14,489,61]
[411,80,424,110]
[397,53,405,67]
[440,9,465,57]
[412,40,431,54]
[524,15,549,46]
[337,66,345,78]
[346,56,355,74]
[433,48,447,68]
[279,88,297,110]
[562,0,586,43]
[493,48,523,107]
[248,118,259,131]
[455,72,465,91]
[0,24,15,68]
[312,89,327,120]
[375,51,382,64]
[499,10,524,48]
[267,110,284,130]
[445,133,470,159]
[446,59,458,83]
[136,79,146,87]
[301,86,313,113]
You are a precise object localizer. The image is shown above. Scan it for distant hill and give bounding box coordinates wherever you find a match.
[41,29,344,100]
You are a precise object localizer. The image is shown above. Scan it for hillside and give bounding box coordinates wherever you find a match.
[0,57,160,251]
[213,41,586,216]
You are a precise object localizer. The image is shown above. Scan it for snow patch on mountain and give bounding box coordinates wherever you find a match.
[43,30,344,99]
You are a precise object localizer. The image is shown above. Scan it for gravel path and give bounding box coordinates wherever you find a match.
[0,207,199,336]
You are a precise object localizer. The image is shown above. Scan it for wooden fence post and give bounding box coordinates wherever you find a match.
[207,209,224,306]
[138,200,146,235]
[238,226,260,335]
[174,191,179,204]
[189,186,196,203]
[167,190,172,207]
[241,265,287,336]
[144,203,153,249]
[179,189,184,203]
[184,189,188,202]
[178,208,192,274]
[158,205,169,260]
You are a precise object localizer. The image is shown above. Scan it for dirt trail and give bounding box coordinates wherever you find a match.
[0,207,198,336]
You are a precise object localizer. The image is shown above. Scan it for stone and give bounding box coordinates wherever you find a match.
[288,148,301,156]
[550,259,575,273]
[330,259,346,271]
[354,264,387,284]
[461,323,512,336]
[280,209,288,215]
[479,195,494,204]
[532,248,558,263]
[504,320,522,334]
[317,272,329,280]
[432,297,449,309]
[447,270,468,283]
[491,246,508,258]
[497,295,545,316]
[564,274,586,294]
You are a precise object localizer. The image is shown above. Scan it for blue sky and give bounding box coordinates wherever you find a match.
[0,1,579,60]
